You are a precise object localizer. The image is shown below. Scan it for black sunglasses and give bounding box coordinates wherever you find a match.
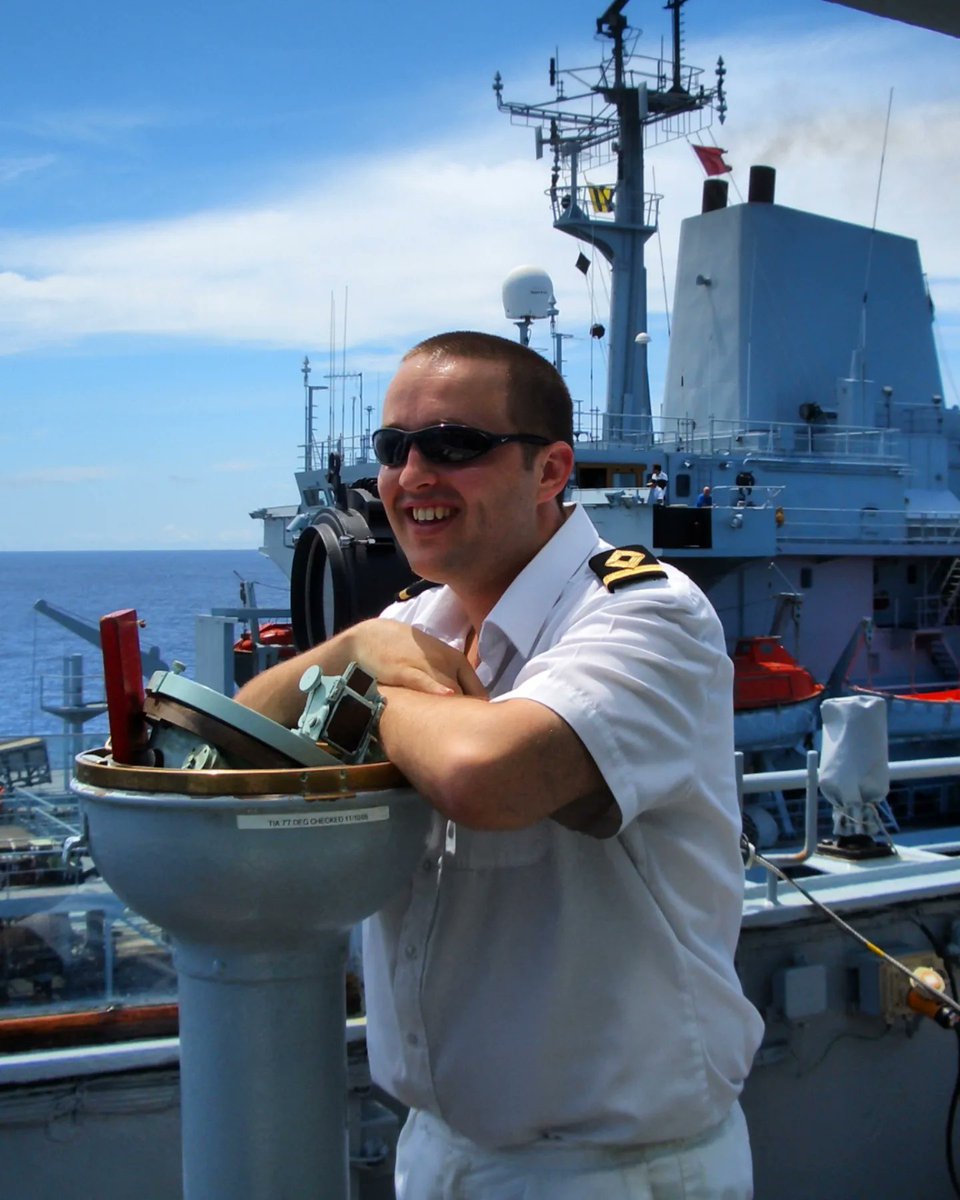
[372,423,550,467]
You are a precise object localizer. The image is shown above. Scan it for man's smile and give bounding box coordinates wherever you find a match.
[408,505,456,524]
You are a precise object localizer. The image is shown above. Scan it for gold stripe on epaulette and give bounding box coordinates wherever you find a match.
[395,578,442,602]
[589,545,667,592]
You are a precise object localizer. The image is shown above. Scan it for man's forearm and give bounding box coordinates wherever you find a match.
[376,686,607,831]
[235,618,485,728]
[234,629,357,727]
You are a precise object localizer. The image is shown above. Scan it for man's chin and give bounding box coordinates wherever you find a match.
[401,549,450,586]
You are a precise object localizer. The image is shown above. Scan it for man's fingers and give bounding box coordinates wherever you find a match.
[396,666,458,696]
[457,667,489,699]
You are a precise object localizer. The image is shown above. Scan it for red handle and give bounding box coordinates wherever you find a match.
[100,609,149,764]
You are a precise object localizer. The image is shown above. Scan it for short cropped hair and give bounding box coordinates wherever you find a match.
[403,331,574,447]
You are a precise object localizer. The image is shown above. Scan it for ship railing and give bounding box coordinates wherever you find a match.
[2,729,106,794]
[0,732,178,1032]
[916,595,940,628]
[677,417,901,461]
[573,412,698,449]
[891,402,946,436]
[589,483,785,509]
[772,505,960,546]
[2,743,959,1052]
[304,432,378,476]
[0,899,177,1037]
[501,46,713,171]
[904,511,960,543]
[701,484,784,508]
[740,749,960,905]
[0,779,85,893]
[38,668,107,709]
[916,584,960,628]
[35,671,109,780]
[850,679,959,697]
[572,413,902,463]
[550,185,661,229]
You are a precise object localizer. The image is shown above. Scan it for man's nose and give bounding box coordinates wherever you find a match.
[397,444,440,488]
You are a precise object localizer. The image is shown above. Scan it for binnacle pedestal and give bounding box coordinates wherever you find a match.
[73,754,429,1200]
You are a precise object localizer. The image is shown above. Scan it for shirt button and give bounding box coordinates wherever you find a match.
[421,858,434,873]
[405,1032,419,1047]
[405,944,418,960]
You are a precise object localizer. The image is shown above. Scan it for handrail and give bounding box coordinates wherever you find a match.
[739,749,960,903]
[567,412,906,459]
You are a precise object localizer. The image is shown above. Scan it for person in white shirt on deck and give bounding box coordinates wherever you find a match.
[237,331,763,1200]
[647,463,668,505]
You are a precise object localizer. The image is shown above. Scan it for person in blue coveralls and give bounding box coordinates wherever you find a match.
[237,331,763,1200]
[696,485,713,508]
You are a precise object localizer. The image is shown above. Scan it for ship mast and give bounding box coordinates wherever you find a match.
[493,0,724,438]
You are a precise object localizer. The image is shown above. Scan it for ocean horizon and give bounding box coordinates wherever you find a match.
[2,548,290,737]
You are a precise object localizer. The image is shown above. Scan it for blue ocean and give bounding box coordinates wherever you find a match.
[1,550,290,738]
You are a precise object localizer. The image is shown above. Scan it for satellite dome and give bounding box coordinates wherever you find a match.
[502,266,556,320]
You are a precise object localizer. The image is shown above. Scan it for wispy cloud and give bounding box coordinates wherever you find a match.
[3,466,120,485]
[0,106,179,146]
[213,460,260,473]
[0,19,955,374]
[0,132,555,355]
[0,155,57,184]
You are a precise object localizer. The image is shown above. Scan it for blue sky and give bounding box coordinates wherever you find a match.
[1,0,957,550]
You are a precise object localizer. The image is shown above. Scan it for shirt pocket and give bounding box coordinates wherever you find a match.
[447,822,549,869]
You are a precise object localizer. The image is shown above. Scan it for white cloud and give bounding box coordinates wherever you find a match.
[0,17,955,382]
[213,460,259,473]
[3,465,120,485]
[0,155,56,184]
[1,106,177,145]
[0,133,559,355]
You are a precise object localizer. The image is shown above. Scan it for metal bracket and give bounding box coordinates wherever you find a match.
[295,662,385,764]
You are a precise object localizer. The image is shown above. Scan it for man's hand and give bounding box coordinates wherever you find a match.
[235,617,485,726]
[346,620,487,699]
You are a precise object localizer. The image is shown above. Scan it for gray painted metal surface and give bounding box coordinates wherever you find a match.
[73,771,430,1200]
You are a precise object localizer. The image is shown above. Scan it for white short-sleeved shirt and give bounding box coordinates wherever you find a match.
[363,504,763,1150]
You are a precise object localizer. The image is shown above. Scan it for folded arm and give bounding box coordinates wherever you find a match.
[375,686,611,831]
[234,617,487,726]
[235,618,610,832]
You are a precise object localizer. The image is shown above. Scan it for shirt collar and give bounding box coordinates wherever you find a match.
[481,504,600,658]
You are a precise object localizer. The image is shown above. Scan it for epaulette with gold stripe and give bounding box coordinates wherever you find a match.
[395,578,442,602]
[588,545,667,592]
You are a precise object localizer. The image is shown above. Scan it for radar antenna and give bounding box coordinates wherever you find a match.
[493,0,724,436]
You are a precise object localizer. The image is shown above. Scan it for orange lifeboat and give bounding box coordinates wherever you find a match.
[732,636,824,711]
[233,623,297,686]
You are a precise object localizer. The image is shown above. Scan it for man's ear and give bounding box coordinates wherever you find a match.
[538,442,575,503]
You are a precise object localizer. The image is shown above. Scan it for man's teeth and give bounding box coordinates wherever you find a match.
[412,506,453,522]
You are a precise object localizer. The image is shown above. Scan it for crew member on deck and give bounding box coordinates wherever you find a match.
[696,485,713,508]
[237,331,762,1199]
[647,462,668,505]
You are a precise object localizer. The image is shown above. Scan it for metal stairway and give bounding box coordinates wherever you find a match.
[936,557,960,625]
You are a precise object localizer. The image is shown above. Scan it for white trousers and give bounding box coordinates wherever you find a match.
[395,1103,753,1200]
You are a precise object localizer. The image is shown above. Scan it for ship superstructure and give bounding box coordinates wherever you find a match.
[494,0,725,437]
[494,0,960,791]
[7,5,960,1199]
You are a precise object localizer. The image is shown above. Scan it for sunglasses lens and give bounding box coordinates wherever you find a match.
[373,425,495,466]
[419,427,492,463]
[372,428,407,466]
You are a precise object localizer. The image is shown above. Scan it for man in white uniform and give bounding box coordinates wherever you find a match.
[238,331,763,1199]
[647,463,668,505]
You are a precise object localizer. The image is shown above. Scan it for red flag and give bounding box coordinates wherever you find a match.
[692,145,732,176]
